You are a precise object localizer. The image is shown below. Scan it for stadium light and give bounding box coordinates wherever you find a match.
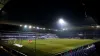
[24,25,28,28]
[58,18,66,26]
[58,18,68,30]
[96,25,100,28]
[20,25,22,27]
[29,25,32,29]
[43,28,45,30]
[36,27,39,29]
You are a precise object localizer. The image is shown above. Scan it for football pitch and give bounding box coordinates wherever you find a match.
[7,39,98,56]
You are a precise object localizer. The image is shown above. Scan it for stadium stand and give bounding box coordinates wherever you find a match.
[0,30,58,40]
[56,42,100,56]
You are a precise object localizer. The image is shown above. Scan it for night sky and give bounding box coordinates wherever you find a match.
[1,0,100,28]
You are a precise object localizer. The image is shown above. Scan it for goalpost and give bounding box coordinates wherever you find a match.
[8,38,17,44]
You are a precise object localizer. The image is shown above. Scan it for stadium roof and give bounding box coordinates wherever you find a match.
[1,0,100,28]
[0,0,100,31]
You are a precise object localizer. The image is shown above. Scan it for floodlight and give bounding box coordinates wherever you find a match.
[57,18,68,30]
[43,28,45,30]
[29,25,32,29]
[96,25,100,28]
[36,27,39,29]
[24,25,28,28]
[58,18,66,25]
[20,25,22,27]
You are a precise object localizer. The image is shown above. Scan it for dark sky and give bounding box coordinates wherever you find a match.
[1,0,100,28]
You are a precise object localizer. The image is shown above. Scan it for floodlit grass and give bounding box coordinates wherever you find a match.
[7,39,98,56]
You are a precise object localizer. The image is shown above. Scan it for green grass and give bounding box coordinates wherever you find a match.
[7,39,98,56]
